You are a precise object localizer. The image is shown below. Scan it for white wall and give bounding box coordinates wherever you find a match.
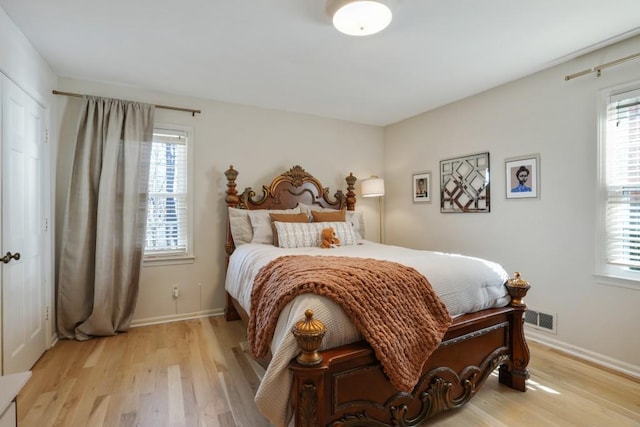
[384,35,640,374]
[0,8,55,105]
[55,78,384,325]
[0,6,57,364]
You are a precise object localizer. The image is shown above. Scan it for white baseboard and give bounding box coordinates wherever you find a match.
[525,328,639,380]
[130,308,225,328]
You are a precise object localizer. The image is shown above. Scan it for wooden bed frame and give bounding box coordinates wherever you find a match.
[224,165,531,427]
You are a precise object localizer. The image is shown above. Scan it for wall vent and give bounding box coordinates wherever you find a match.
[524,307,557,334]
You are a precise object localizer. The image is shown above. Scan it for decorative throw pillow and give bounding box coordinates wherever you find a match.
[273,221,359,249]
[269,212,309,246]
[311,208,346,222]
[228,207,253,246]
[248,208,301,244]
[268,212,309,223]
[298,202,365,239]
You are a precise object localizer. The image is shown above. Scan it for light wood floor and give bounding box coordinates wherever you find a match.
[16,317,640,427]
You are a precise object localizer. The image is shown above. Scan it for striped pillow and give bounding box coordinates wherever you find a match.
[272,221,359,248]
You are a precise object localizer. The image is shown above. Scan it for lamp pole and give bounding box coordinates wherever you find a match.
[361,176,385,243]
[377,195,383,243]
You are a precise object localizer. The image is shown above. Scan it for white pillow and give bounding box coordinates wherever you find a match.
[247,208,301,244]
[273,221,359,249]
[228,207,253,246]
[346,211,365,239]
[297,202,330,219]
[297,202,365,239]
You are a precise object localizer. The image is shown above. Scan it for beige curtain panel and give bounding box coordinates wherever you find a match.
[57,96,155,340]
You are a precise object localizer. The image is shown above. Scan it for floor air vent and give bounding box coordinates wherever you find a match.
[524,308,557,334]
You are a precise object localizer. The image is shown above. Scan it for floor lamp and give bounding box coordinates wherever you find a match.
[361,176,385,243]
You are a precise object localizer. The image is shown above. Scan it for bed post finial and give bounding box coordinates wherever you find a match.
[506,272,530,307]
[346,172,357,211]
[291,310,327,366]
[225,165,240,207]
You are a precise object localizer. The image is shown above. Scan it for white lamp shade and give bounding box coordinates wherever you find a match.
[361,177,385,197]
[327,0,392,36]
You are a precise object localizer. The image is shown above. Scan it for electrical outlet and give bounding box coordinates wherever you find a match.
[172,286,180,298]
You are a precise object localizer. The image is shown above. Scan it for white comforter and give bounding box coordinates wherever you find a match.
[224,241,510,427]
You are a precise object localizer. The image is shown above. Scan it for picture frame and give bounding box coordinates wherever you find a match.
[505,154,540,199]
[440,152,490,213]
[413,172,431,202]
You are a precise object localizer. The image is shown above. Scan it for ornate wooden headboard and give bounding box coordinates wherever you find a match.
[224,165,357,256]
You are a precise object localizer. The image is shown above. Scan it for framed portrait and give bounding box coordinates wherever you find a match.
[413,172,431,202]
[505,154,540,199]
[440,152,490,213]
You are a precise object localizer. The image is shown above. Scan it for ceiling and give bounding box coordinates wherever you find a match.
[2,0,640,126]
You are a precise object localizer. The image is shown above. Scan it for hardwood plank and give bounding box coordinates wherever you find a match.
[168,364,186,426]
[83,338,106,368]
[16,316,639,427]
[184,321,222,426]
[20,390,56,427]
[86,395,110,426]
[197,318,235,417]
[54,369,102,427]
[208,317,270,427]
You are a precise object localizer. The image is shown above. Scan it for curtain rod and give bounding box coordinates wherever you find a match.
[564,52,640,81]
[52,90,201,116]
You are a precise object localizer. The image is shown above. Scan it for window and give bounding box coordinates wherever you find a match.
[597,83,640,284]
[144,126,193,263]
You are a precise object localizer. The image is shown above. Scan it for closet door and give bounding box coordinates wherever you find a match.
[1,75,46,374]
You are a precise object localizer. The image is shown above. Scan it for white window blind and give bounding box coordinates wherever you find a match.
[145,127,190,258]
[605,88,640,268]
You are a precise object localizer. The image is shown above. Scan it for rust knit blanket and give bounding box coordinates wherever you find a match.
[248,255,453,392]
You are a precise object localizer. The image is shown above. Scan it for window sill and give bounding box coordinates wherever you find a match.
[593,273,640,291]
[143,255,195,267]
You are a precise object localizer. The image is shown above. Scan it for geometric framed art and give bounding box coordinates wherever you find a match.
[505,154,540,199]
[413,172,431,202]
[440,152,490,213]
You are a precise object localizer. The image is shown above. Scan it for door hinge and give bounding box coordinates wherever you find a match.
[44,218,49,232]
[44,129,49,144]
[45,306,49,321]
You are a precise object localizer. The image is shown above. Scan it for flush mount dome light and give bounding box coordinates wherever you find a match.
[326,0,392,36]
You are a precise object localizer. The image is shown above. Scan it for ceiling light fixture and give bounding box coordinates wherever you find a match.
[326,0,392,36]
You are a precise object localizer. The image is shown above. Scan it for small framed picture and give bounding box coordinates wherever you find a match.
[413,172,431,202]
[505,154,540,199]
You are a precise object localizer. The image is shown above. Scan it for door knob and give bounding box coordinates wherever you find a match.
[0,251,20,263]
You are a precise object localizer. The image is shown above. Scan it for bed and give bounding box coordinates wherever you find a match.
[223,165,531,427]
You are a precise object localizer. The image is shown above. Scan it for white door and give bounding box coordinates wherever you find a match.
[1,75,46,374]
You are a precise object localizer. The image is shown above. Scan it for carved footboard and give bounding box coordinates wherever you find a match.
[289,274,531,427]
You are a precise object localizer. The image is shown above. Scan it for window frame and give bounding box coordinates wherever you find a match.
[595,81,640,289]
[143,123,195,266]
